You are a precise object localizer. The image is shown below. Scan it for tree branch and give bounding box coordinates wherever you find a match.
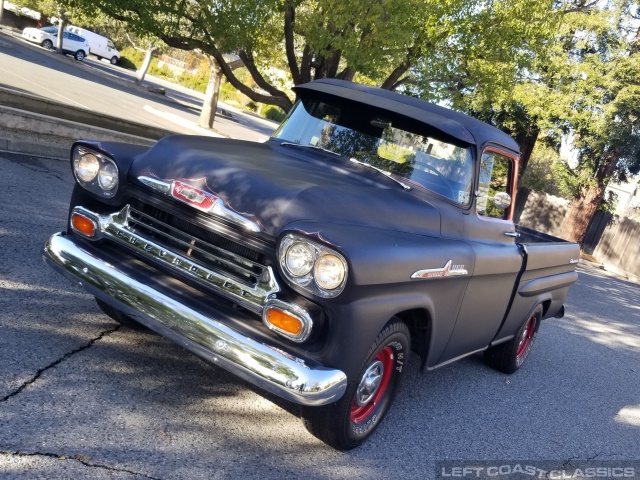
[237,49,289,99]
[284,1,302,85]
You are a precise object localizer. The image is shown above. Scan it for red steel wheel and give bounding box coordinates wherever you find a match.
[301,319,410,450]
[516,314,537,361]
[484,305,543,374]
[350,346,394,424]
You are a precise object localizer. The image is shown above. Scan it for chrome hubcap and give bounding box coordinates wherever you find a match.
[355,360,384,407]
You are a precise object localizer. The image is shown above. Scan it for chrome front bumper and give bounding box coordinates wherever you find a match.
[43,232,347,406]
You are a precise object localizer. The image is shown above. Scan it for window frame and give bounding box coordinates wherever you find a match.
[476,146,519,222]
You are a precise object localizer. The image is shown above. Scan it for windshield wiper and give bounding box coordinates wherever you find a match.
[279,142,343,157]
[349,158,411,191]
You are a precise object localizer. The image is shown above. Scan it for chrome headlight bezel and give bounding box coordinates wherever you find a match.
[278,233,348,298]
[72,146,119,197]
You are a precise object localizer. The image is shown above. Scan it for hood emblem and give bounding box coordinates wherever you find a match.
[411,260,468,279]
[138,176,261,233]
[172,181,217,211]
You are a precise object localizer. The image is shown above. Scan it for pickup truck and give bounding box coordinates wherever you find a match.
[44,79,580,450]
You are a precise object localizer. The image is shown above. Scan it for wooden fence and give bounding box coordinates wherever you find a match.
[515,188,640,280]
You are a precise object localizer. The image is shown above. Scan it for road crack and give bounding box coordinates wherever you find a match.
[0,325,121,403]
[0,450,163,479]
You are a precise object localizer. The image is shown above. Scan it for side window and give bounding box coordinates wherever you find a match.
[477,151,513,219]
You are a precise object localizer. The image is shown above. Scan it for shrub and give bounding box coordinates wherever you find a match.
[262,106,286,122]
[118,47,145,70]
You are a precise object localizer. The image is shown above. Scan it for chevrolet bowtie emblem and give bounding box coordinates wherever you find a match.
[137,176,262,232]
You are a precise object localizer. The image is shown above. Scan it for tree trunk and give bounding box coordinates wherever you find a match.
[198,59,222,129]
[56,19,67,55]
[560,185,604,244]
[0,0,5,25]
[515,127,539,182]
[136,46,157,85]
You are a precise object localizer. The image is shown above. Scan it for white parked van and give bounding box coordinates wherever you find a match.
[65,26,120,64]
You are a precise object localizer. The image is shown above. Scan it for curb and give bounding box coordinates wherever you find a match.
[0,137,69,160]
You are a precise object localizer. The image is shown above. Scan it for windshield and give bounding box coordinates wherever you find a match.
[273,98,474,204]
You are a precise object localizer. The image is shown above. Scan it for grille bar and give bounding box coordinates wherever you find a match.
[74,205,280,314]
[127,208,260,282]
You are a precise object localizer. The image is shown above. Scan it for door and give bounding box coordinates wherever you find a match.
[437,148,523,364]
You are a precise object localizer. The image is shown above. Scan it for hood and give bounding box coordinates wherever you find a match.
[129,136,441,238]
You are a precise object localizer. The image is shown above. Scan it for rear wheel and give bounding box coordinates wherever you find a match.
[301,319,410,450]
[95,298,150,332]
[484,305,543,374]
[75,50,86,61]
[41,39,53,50]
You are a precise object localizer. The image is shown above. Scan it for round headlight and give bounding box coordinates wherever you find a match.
[314,254,345,290]
[76,153,99,182]
[98,161,119,191]
[285,242,315,276]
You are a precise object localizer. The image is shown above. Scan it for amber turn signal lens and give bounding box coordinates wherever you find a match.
[71,213,96,238]
[265,308,303,336]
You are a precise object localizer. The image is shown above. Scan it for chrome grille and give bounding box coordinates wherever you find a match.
[74,205,280,314]
[128,207,261,287]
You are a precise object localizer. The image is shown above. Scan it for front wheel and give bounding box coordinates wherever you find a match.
[41,39,53,50]
[75,50,85,61]
[110,56,118,65]
[301,319,410,450]
[95,298,150,332]
[484,305,543,374]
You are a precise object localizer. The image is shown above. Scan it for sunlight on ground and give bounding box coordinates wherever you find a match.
[615,406,640,427]
[0,279,86,297]
[564,318,640,351]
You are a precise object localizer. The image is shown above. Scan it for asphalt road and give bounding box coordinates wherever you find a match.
[0,152,638,479]
[0,30,278,142]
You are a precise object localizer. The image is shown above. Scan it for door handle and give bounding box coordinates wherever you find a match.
[504,231,519,237]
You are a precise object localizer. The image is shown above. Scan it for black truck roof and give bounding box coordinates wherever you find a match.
[293,79,520,154]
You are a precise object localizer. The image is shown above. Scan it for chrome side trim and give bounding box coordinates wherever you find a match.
[411,260,468,279]
[43,232,347,406]
[72,206,278,314]
[138,176,261,233]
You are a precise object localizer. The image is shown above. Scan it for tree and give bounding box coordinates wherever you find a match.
[528,1,640,244]
[70,0,556,112]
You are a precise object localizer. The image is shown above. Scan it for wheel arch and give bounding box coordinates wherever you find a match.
[392,308,432,371]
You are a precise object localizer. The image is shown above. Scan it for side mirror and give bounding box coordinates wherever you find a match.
[477,191,512,209]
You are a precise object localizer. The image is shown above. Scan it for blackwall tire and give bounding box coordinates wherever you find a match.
[301,319,410,450]
[75,50,85,61]
[110,56,118,65]
[95,298,150,332]
[484,305,543,374]
[41,40,53,50]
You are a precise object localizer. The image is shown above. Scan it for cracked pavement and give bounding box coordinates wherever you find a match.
[0,152,639,479]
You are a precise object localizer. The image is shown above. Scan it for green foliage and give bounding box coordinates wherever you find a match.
[176,70,209,94]
[261,106,286,122]
[520,143,563,197]
[118,46,145,69]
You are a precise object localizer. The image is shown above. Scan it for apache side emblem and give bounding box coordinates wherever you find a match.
[411,260,468,279]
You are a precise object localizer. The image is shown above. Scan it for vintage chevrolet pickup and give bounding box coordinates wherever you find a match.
[44,79,580,450]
